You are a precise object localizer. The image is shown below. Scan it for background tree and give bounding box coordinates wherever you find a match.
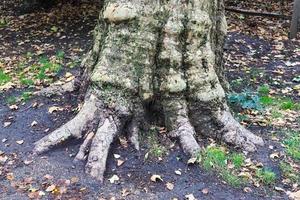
[33,0,264,182]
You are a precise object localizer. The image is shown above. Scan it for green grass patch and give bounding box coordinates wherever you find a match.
[279,161,299,183]
[6,96,17,105]
[283,131,300,161]
[0,69,11,85]
[199,147,245,187]
[230,153,245,169]
[256,168,277,185]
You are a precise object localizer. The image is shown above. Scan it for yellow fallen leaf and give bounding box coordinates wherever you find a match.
[48,106,63,113]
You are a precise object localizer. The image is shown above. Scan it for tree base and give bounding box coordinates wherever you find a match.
[34,91,263,182]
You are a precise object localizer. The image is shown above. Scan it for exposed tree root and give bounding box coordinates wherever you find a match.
[35,80,78,97]
[34,93,100,154]
[85,116,120,181]
[127,118,140,151]
[164,99,201,156]
[74,132,95,162]
[218,108,264,152]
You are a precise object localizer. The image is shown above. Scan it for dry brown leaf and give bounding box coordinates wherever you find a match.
[166,182,174,191]
[150,174,163,182]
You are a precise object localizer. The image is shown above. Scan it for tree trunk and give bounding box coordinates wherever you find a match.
[34,0,264,182]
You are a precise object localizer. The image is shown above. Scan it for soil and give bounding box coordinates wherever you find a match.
[1,0,299,199]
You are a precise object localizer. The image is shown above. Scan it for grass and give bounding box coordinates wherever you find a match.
[283,131,300,161]
[0,69,11,85]
[230,153,245,169]
[6,96,17,105]
[146,127,167,158]
[200,147,245,187]
[279,161,299,183]
[256,168,277,185]
[221,170,244,187]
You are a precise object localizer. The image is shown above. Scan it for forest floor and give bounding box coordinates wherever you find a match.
[0,1,300,200]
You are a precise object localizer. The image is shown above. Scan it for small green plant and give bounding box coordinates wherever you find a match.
[271,110,283,119]
[260,96,273,106]
[230,153,245,169]
[283,131,300,161]
[20,91,32,102]
[221,170,244,187]
[0,17,8,28]
[202,147,227,170]
[280,98,300,110]
[147,127,167,158]
[56,50,65,60]
[20,75,34,86]
[0,69,11,85]
[279,161,299,182]
[6,96,17,105]
[258,84,270,96]
[256,168,276,185]
[228,92,263,110]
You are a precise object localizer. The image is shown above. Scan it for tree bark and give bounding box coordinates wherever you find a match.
[34,0,264,182]
[290,0,300,39]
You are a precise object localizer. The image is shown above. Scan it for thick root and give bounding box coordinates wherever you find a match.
[218,109,264,152]
[127,118,140,151]
[74,132,95,162]
[175,120,201,156]
[85,116,119,182]
[164,99,201,156]
[35,80,78,97]
[33,93,100,154]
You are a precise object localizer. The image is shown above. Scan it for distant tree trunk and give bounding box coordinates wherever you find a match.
[290,0,300,38]
[34,0,264,182]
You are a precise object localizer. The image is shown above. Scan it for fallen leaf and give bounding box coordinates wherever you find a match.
[201,188,209,194]
[274,186,285,192]
[3,122,12,127]
[48,106,63,113]
[113,154,121,159]
[175,170,182,175]
[185,193,196,200]
[117,159,124,166]
[187,157,197,164]
[108,175,119,184]
[31,121,38,127]
[150,174,163,182]
[16,140,24,145]
[243,187,252,193]
[9,105,18,110]
[46,184,56,192]
[24,160,33,165]
[166,182,174,190]
[71,176,79,184]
